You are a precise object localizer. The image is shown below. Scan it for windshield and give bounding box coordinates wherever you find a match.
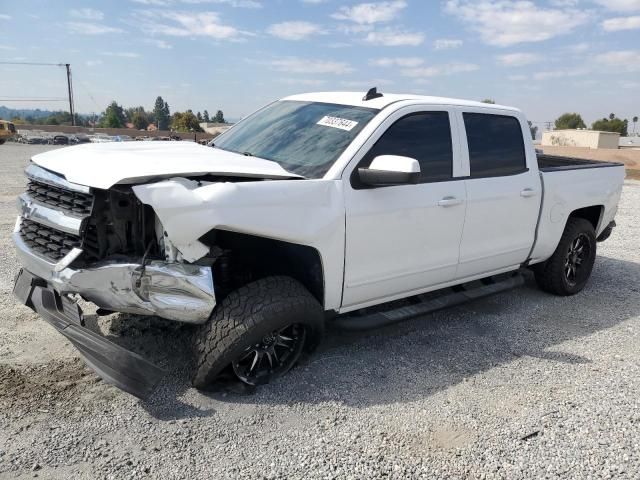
[213,100,379,178]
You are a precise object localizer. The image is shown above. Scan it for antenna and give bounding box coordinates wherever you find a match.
[363,87,383,101]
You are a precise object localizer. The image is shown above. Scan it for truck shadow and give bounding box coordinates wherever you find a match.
[96,255,639,419]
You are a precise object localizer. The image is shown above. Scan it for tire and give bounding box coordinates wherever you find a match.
[192,276,324,390]
[0,139,5,145]
[534,217,597,296]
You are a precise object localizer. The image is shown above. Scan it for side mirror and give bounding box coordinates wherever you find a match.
[358,155,421,187]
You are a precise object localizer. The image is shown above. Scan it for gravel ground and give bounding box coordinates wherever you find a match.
[0,143,639,479]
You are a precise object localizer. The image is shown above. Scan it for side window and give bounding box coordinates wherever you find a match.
[463,113,526,177]
[357,111,453,185]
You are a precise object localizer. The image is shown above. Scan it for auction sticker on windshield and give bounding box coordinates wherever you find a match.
[317,116,359,131]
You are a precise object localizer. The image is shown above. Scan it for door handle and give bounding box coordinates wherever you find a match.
[437,196,463,207]
[520,188,537,198]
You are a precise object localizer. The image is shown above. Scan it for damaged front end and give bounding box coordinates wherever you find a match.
[13,164,217,398]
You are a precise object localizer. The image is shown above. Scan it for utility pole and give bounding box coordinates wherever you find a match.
[65,64,75,126]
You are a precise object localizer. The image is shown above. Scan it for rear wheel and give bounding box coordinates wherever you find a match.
[534,217,597,296]
[192,276,324,389]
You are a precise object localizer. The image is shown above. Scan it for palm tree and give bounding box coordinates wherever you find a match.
[609,113,615,120]
[633,116,638,136]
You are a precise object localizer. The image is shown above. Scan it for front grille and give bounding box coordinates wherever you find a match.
[19,218,82,261]
[26,179,94,215]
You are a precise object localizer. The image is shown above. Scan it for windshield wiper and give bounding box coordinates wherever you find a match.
[243,151,254,157]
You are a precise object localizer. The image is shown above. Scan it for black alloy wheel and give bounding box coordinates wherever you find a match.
[231,324,306,385]
[564,233,591,287]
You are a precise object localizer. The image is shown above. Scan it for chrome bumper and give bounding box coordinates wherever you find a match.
[13,222,216,324]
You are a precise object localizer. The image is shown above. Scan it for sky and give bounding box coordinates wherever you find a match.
[0,0,639,127]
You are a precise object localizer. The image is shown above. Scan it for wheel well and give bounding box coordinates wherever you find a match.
[569,205,603,232]
[199,229,324,307]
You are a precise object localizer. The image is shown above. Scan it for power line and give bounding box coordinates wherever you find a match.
[0,98,68,102]
[0,61,76,125]
[0,61,66,66]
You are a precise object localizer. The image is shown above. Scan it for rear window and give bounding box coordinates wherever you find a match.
[463,113,526,177]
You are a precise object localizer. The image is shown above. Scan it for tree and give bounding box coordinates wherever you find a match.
[632,116,638,135]
[196,111,203,122]
[100,101,127,128]
[212,109,225,123]
[554,112,586,130]
[528,120,538,140]
[153,96,170,130]
[203,110,210,122]
[592,116,628,136]
[132,110,149,130]
[609,113,615,120]
[481,98,495,104]
[170,111,204,132]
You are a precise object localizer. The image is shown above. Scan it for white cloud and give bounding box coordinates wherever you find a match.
[401,62,479,77]
[69,8,104,20]
[533,67,588,80]
[0,45,15,50]
[370,57,423,67]
[332,1,407,24]
[593,0,640,12]
[181,0,262,7]
[364,29,424,46]
[267,21,324,40]
[602,15,640,31]
[67,22,123,35]
[101,51,141,58]
[280,78,327,86]
[507,74,527,81]
[143,38,173,48]
[86,59,103,67]
[270,57,353,74]
[132,0,261,6]
[496,52,542,66]
[341,79,394,87]
[301,0,327,3]
[620,80,640,88]
[433,38,463,50]
[595,50,640,72]
[134,11,249,40]
[0,14,12,20]
[445,0,590,47]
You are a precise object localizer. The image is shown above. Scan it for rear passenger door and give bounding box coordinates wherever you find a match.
[456,110,541,279]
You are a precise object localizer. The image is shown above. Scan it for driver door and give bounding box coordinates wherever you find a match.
[342,107,467,310]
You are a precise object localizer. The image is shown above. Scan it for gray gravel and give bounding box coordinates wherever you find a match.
[1,143,639,479]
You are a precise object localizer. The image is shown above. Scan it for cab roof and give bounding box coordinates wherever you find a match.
[283,91,520,112]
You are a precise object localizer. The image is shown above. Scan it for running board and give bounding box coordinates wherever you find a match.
[333,272,525,331]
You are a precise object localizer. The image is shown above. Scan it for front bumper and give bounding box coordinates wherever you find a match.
[13,221,216,324]
[14,269,165,399]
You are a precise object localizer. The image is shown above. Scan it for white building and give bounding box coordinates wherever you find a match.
[541,129,620,149]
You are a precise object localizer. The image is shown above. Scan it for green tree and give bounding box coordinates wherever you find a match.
[132,110,149,130]
[203,110,210,122]
[212,109,225,123]
[100,101,127,128]
[481,98,495,104]
[528,120,538,140]
[153,96,170,130]
[170,111,204,132]
[631,116,638,135]
[554,112,586,130]
[196,111,203,122]
[592,116,628,136]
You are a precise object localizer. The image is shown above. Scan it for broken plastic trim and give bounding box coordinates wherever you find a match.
[14,269,165,399]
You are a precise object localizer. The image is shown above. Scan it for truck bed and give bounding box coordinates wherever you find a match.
[537,154,624,172]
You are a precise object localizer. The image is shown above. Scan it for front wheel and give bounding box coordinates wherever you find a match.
[192,276,324,389]
[534,217,597,296]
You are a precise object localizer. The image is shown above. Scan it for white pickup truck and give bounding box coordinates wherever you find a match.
[13,90,624,398]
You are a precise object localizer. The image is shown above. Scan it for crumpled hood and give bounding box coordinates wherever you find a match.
[31,141,302,189]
